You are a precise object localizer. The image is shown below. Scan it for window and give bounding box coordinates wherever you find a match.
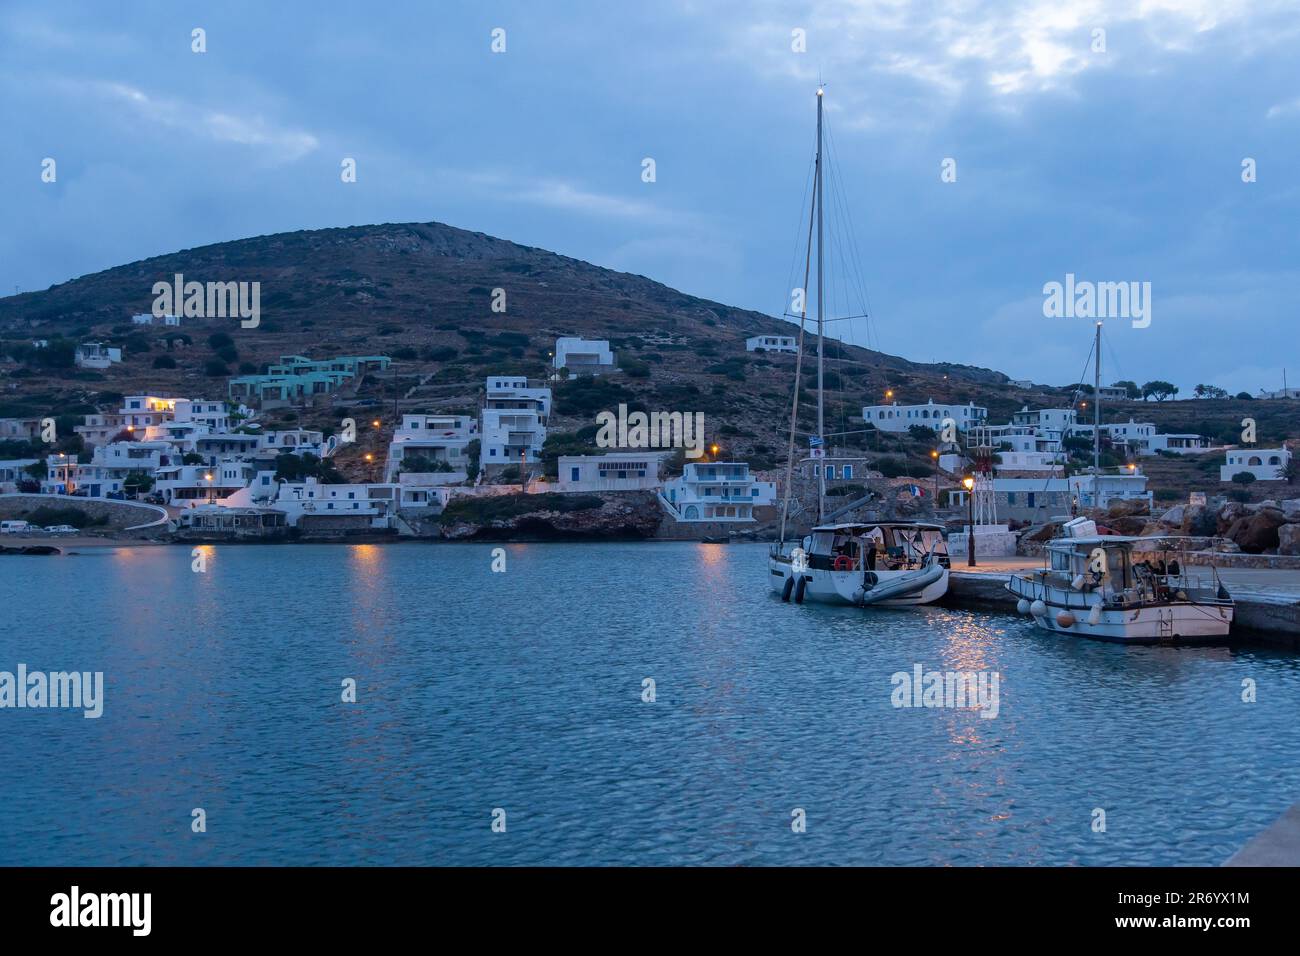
[1007,492,1016,505]
[570,467,581,482]
[1027,492,1035,508]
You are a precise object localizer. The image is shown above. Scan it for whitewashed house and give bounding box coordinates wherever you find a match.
[266,477,396,528]
[746,334,798,354]
[384,413,478,481]
[661,461,777,522]
[74,342,122,369]
[481,377,550,473]
[557,452,668,492]
[1221,448,1292,482]
[864,399,988,434]
[554,337,615,373]
[155,461,254,505]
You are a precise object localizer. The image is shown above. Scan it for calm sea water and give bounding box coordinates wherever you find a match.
[1,541,1298,866]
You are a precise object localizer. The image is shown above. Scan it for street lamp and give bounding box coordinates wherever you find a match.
[204,472,214,505]
[962,474,976,567]
[930,449,939,503]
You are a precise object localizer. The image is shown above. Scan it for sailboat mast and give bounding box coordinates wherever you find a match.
[1093,320,1102,473]
[815,87,826,521]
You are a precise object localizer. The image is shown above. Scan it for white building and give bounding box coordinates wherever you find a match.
[155,461,254,505]
[384,413,478,481]
[557,452,668,492]
[1096,385,1131,402]
[0,459,38,493]
[661,461,777,522]
[74,342,122,369]
[264,477,396,528]
[864,399,987,434]
[950,471,1152,517]
[1011,407,1078,442]
[746,334,798,354]
[481,376,551,472]
[554,337,615,373]
[43,440,179,497]
[1221,448,1292,482]
[258,429,325,457]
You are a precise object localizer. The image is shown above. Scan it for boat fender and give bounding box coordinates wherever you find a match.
[1071,574,1086,590]
[1016,598,1030,615]
[1030,599,1047,617]
[1056,611,1076,628]
[781,576,795,603]
[851,588,865,605]
[1087,604,1102,626]
[794,577,807,604]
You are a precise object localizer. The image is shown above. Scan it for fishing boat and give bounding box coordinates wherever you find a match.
[771,521,950,606]
[1006,524,1234,643]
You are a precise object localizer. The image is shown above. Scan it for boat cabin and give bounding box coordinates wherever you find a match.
[802,522,949,572]
[1044,536,1228,607]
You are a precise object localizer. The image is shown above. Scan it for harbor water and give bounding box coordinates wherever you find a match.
[1,541,1298,866]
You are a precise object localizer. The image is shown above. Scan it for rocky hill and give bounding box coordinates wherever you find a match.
[0,220,1294,489]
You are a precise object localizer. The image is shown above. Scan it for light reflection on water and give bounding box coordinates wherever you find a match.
[1,541,1297,866]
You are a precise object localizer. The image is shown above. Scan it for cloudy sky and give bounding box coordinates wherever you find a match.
[2,0,1297,394]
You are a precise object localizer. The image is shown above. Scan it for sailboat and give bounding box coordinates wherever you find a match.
[767,88,950,608]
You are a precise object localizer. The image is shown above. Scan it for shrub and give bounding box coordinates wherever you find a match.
[152,355,177,369]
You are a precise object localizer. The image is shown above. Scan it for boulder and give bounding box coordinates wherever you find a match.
[1216,501,1249,534]
[1279,523,1300,556]
[1106,515,1149,535]
[1108,498,1150,518]
[1281,499,1300,521]
[1157,505,1185,529]
[1226,509,1287,554]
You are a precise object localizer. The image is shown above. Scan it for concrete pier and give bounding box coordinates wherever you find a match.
[946,559,1300,646]
[1224,803,1300,866]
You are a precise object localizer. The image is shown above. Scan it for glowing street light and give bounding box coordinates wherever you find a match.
[962,474,976,567]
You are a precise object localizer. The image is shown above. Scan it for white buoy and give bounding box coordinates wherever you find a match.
[1056,611,1076,628]
[1016,598,1030,615]
[1088,603,1102,625]
[1071,574,1086,590]
[1030,599,1046,617]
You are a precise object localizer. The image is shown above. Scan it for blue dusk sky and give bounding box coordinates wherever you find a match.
[2,1,1297,395]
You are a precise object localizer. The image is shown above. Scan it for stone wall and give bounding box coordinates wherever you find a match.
[0,494,168,536]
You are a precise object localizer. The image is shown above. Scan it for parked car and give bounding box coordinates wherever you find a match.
[1,520,33,534]
[106,491,126,500]
[44,525,79,534]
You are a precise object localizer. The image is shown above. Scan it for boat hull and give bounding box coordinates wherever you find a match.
[769,557,948,607]
[1006,575,1233,644]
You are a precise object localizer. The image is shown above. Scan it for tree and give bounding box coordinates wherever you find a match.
[1283,459,1300,485]
[1193,384,1228,399]
[1141,381,1178,402]
[1112,381,1141,400]
[1231,471,1257,487]
[1235,392,1253,400]
[123,470,154,495]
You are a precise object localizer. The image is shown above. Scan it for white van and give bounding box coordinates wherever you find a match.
[1,520,33,534]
